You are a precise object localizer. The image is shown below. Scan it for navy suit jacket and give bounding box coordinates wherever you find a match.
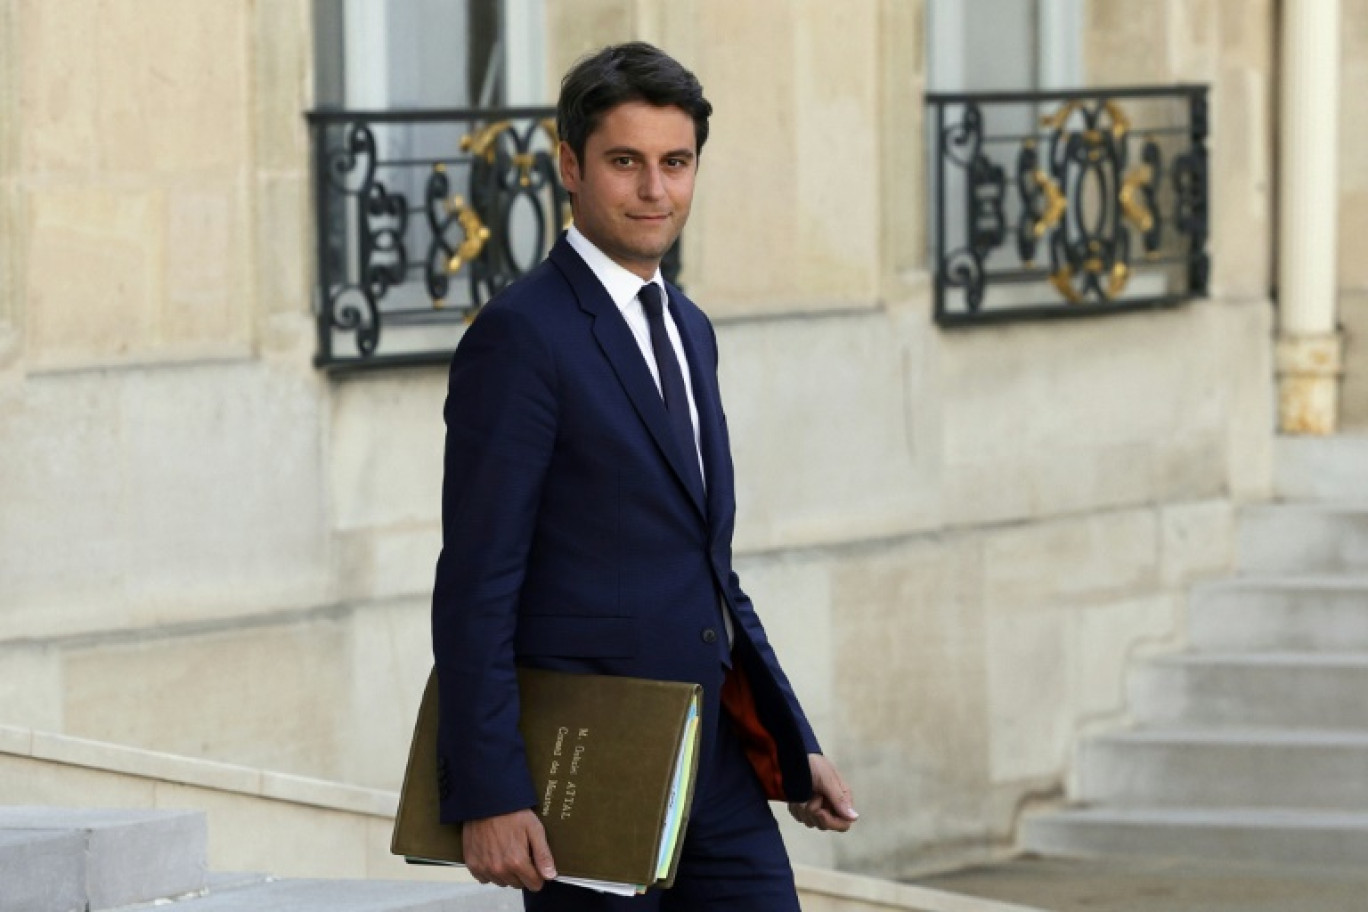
[431,236,819,824]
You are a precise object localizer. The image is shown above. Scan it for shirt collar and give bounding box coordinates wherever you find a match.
[566,225,665,313]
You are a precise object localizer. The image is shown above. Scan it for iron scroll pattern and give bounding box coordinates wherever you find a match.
[927,86,1209,325]
[307,108,685,371]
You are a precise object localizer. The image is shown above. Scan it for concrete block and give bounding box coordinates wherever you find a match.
[1237,504,1368,574]
[1022,806,1368,870]
[688,1,880,314]
[0,807,206,908]
[1273,432,1368,501]
[1159,500,1236,587]
[0,362,329,641]
[1342,293,1368,430]
[721,310,939,553]
[107,878,522,911]
[1130,652,1368,729]
[827,537,990,870]
[1074,596,1181,718]
[986,608,1074,783]
[330,371,447,531]
[1189,578,1368,651]
[0,829,85,912]
[981,509,1159,612]
[942,302,1269,525]
[152,782,370,879]
[62,622,349,781]
[0,756,157,808]
[1076,729,1368,810]
[0,643,61,730]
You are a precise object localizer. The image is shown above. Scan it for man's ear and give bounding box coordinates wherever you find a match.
[558,141,580,195]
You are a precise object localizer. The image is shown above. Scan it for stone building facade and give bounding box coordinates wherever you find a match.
[0,0,1364,879]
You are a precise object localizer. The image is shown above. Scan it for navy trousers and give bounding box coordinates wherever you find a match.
[523,709,801,911]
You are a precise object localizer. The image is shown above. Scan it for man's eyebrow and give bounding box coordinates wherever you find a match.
[600,145,696,160]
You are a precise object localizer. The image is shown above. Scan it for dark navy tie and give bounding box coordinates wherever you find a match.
[638,283,704,501]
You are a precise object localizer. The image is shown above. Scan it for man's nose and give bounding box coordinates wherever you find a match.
[638,164,665,200]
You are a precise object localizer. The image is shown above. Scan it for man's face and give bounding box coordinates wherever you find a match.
[559,101,697,281]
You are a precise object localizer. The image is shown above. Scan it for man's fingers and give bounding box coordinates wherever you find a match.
[529,821,558,883]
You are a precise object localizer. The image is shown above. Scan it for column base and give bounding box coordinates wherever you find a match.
[1276,332,1343,435]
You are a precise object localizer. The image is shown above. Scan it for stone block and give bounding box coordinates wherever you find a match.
[152,878,521,911]
[164,185,251,348]
[0,807,206,908]
[980,509,1159,612]
[1074,595,1181,719]
[0,755,157,808]
[1084,2,1171,84]
[828,537,991,867]
[334,524,442,604]
[720,310,938,554]
[1341,292,1368,429]
[1210,66,1273,299]
[940,306,1248,526]
[254,174,311,325]
[985,607,1074,783]
[689,0,880,314]
[0,829,85,912]
[24,185,164,365]
[1023,806,1368,870]
[1238,504,1368,574]
[29,730,262,796]
[0,362,329,641]
[337,598,436,790]
[1159,500,1235,587]
[1077,729,1368,810]
[1190,578,1368,652]
[1131,652,1368,729]
[152,782,370,879]
[18,0,249,174]
[0,642,61,730]
[251,0,313,173]
[330,370,447,531]
[61,621,349,781]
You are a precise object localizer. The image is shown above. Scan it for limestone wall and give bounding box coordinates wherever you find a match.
[0,0,1284,882]
[1342,0,1368,426]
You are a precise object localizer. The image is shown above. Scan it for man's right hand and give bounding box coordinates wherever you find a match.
[462,809,558,891]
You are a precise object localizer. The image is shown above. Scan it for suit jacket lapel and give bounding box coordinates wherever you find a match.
[549,239,707,521]
[670,290,727,527]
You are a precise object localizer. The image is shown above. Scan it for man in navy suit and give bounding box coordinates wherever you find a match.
[431,42,857,910]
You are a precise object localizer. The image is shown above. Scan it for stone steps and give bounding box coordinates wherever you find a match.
[105,878,521,911]
[0,807,206,912]
[1128,650,1368,727]
[1074,728,1368,810]
[0,807,517,912]
[1188,576,1368,652]
[1023,807,1368,869]
[1237,504,1368,575]
[1022,440,1368,869]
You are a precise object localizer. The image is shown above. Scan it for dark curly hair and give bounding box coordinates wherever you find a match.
[556,42,712,163]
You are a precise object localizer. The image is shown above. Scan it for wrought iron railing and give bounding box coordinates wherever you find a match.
[306,107,680,371]
[926,85,1208,325]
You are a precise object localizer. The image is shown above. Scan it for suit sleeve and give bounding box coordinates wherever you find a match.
[431,304,558,823]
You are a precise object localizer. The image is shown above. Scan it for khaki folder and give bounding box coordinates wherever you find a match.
[392,667,703,891]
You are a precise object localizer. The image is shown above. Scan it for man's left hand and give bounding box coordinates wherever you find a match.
[788,754,858,832]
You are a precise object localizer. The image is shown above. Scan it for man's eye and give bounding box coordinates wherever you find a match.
[613,156,635,167]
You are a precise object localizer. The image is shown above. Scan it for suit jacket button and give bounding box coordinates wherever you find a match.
[701,628,718,644]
